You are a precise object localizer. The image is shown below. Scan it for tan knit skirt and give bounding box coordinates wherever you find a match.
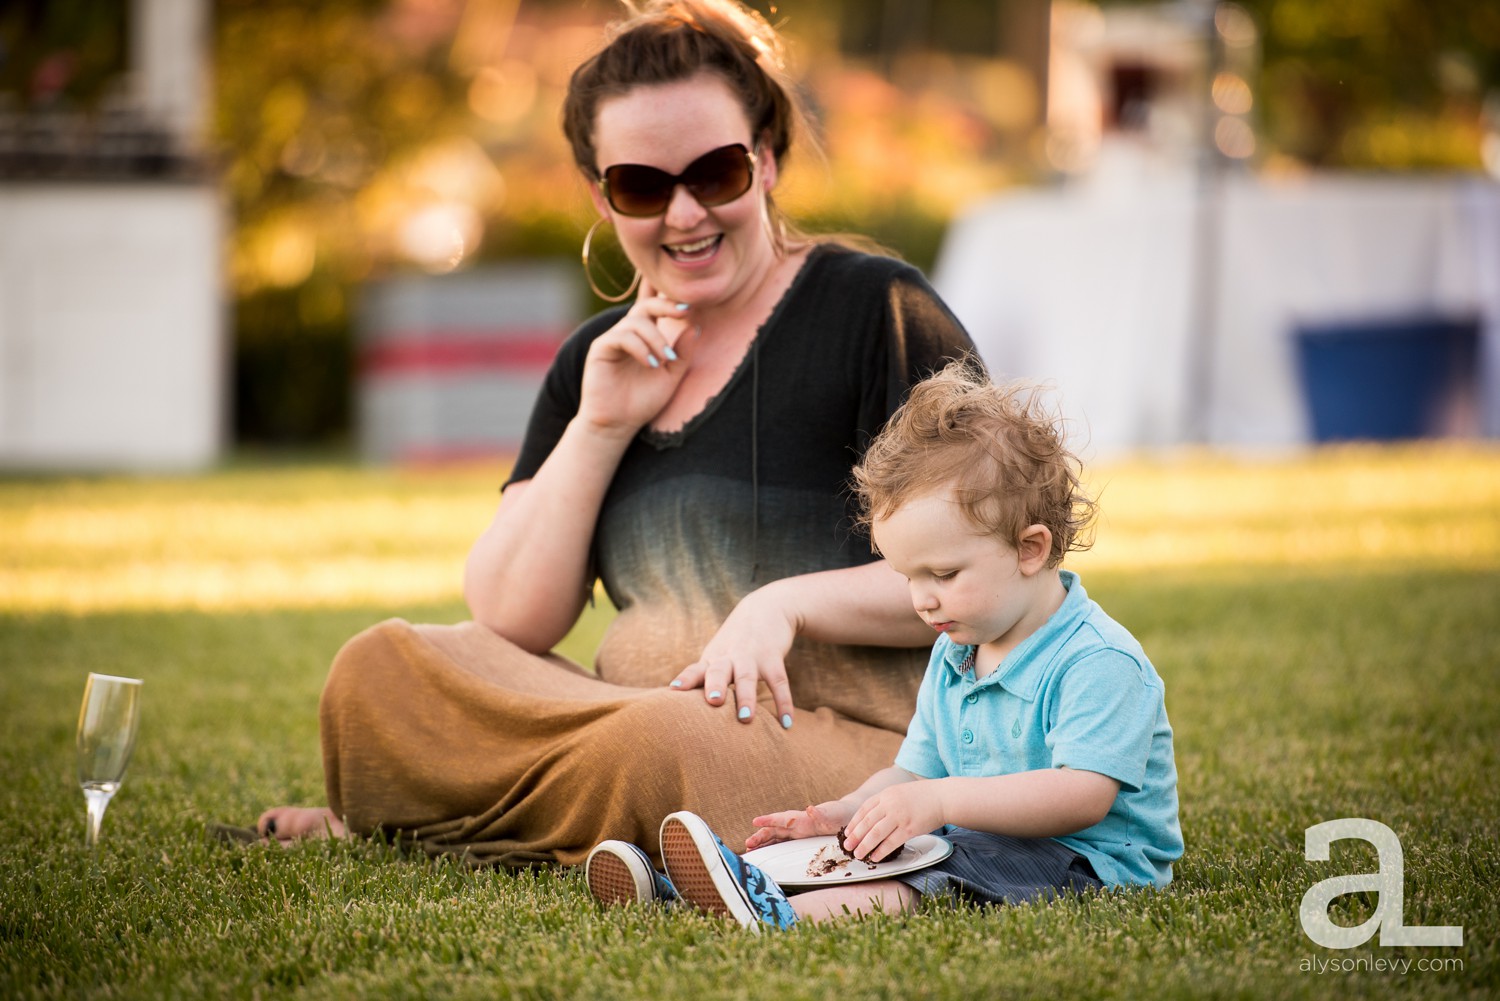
[319,619,908,867]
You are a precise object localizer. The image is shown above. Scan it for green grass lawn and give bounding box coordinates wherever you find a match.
[2,446,1497,999]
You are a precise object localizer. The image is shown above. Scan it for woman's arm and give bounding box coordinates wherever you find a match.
[463,421,633,652]
[464,285,699,652]
[776,560,935,648]
[669,559,932,725]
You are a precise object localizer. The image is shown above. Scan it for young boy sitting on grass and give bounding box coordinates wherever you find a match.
[585,361,1182,930]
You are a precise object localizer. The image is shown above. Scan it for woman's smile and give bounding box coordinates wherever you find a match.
[664,233,724,265]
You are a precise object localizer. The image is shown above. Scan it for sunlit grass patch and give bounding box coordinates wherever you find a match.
[0,463,501,613]
[3,445,1496,615]
[1075,443,1500,573]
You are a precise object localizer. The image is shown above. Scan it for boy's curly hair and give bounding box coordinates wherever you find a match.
[852,359,1097,567]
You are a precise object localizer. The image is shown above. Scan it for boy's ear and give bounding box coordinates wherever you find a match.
[1016,524,1053,575]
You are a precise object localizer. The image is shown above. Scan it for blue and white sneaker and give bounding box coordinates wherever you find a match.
[659,811,797,933]
[585,840,679,906]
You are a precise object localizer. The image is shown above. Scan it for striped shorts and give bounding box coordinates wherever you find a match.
[892,826,1103,906]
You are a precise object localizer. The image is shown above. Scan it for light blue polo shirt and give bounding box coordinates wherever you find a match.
[894,571,1182,888]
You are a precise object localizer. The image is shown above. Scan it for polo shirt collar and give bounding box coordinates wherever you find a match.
[940,570,1087,701]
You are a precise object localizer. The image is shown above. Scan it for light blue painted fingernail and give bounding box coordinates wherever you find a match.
[664,346,678,361]
[669,680,683,688]
[738,706,752,720]
[708,690,722,701]
[647,354,660,368]
[781,714,793,730]
[675,301,691,311]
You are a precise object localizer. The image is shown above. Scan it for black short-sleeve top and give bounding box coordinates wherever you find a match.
[507,245,974,732]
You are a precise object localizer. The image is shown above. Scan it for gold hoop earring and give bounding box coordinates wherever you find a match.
[581,217,641,303]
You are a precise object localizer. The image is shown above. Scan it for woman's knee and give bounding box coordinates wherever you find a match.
[325,619,417,687]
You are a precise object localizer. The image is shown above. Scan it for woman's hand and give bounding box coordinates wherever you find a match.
[842,779,947,863]
[663,562,933,727]
[746,800,855,851]
[576,278,698,437]
[669,580,798,727]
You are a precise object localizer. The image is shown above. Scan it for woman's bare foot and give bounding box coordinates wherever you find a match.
[256,806,346,844]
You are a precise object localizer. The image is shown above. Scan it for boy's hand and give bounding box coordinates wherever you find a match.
[745,800,854,851]
[843,780,946,863]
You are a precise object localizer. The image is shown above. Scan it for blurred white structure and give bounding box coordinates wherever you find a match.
[934,1,1497,450]
[935,172,1499,451]
[133,0,212,148]
[0,0,222,470]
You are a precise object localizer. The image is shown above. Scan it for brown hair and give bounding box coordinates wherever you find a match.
[563,1,801,179]
[853,359,1097,567]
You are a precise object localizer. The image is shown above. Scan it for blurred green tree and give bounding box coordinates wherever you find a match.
[1226,0,1496,169]
[217,0,474,442]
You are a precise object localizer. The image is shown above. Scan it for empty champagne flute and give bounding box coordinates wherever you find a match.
[76,673,143,848]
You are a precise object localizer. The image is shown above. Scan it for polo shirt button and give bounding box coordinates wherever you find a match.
[965,693,978,705]
[961,728,974,744]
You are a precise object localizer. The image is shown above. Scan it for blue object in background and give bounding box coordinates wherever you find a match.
[1294,316,1480,442]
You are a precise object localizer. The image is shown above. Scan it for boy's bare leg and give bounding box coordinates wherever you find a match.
[788,879,919,924]
[256,806,346,844]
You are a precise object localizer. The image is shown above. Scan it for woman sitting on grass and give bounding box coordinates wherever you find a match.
[254,0,972,865]
[587,363,1181,927]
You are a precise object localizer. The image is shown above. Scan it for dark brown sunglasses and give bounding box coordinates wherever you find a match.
[600,143,757,218]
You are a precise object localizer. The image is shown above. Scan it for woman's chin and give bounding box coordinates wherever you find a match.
[647,270,722,308]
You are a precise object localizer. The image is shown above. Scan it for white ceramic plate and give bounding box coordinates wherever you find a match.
[743,833,953,889]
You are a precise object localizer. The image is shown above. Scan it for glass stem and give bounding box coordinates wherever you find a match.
[83,788,113,849]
